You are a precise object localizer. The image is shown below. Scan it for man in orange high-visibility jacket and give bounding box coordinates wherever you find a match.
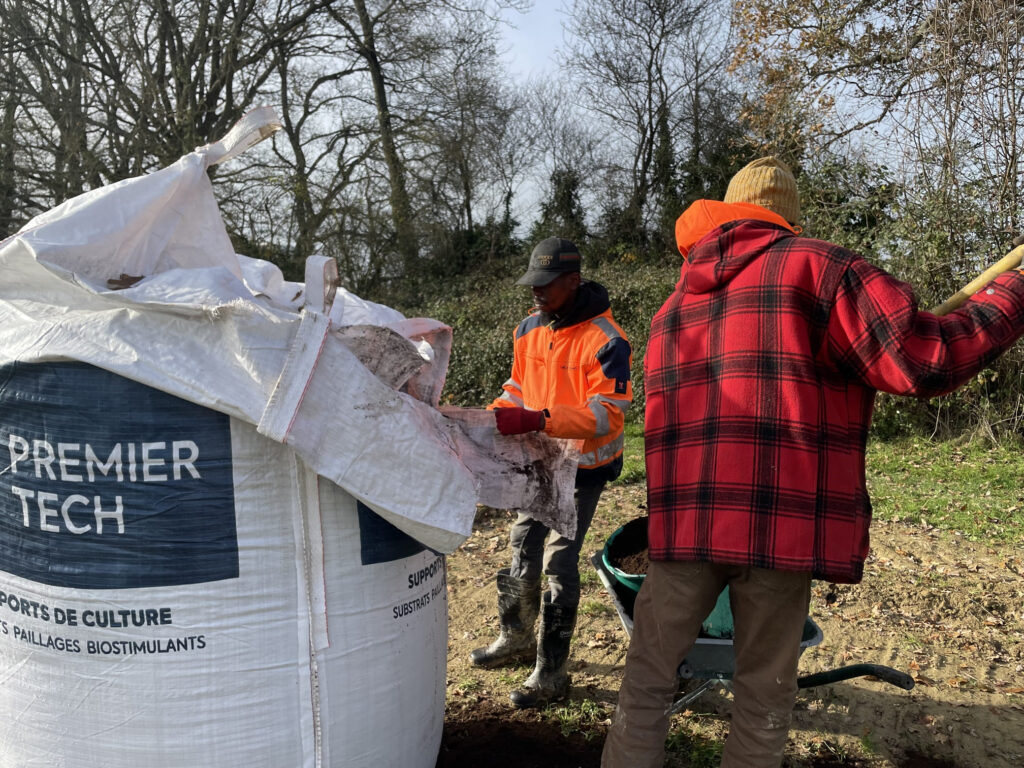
[470,236,633,708]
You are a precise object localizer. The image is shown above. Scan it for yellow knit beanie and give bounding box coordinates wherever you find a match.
[724,157,801,225]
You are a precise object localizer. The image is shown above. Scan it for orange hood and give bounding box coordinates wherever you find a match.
[675,200,797,259]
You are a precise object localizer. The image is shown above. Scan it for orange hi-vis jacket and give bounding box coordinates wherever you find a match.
[491,281,633,476]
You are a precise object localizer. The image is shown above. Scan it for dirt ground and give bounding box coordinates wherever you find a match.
[438,484,1024,768]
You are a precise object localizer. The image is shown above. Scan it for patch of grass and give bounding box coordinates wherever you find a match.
[664,724,724,767]
[902,632,924,649]
[805,735,854,761]
[858,728,877,755]
[546,698,608,739]
[455,677,483,693]
[578,598,613,617]
[866,437,1024,542]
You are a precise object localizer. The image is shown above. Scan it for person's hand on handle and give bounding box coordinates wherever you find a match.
[494,407,546,435]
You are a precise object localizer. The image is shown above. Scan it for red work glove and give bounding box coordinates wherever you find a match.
[494,407,546,435]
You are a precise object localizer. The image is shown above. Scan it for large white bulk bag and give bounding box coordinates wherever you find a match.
[0,360,447,768]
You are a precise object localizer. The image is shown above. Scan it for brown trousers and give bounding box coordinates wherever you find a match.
[601,560,812,768]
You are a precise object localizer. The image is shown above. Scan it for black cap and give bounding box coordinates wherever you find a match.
[516,237,582,286]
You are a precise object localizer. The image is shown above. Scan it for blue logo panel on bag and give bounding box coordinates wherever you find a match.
[357,501,428,565]
[0,362,238,589]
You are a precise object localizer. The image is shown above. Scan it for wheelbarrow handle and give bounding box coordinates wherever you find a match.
[798,663,915,691]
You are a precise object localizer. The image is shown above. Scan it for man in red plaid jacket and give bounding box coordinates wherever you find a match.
[602,158,1024,768]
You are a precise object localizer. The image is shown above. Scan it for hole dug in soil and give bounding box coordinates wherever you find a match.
[437,699,603,768]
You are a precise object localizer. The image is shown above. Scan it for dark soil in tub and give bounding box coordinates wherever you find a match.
[605,515,649,575]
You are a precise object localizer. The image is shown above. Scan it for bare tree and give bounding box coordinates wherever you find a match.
[734,0,1024,265]
[563,0,719,238]
[0,0,545,295]
[0,0,329,223]
[0,43,19,235]
[321,0,528,293]
[326,0,424,278]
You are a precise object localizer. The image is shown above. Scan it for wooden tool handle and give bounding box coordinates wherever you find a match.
[930,244,1024,316]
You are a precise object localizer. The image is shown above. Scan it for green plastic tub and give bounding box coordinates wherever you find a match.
[601,516,734,638]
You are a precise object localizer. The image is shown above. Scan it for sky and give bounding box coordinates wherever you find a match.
[499,3,566,80]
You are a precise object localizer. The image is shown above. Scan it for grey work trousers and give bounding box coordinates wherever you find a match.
[508,481,606,609]
[601,560,812,768]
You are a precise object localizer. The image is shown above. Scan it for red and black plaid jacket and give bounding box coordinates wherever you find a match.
[645,201,1024,583]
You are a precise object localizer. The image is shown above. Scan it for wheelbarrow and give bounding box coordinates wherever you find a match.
[592,517,915,713]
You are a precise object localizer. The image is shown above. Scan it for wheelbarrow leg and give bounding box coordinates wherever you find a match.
[668,678,724,714]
